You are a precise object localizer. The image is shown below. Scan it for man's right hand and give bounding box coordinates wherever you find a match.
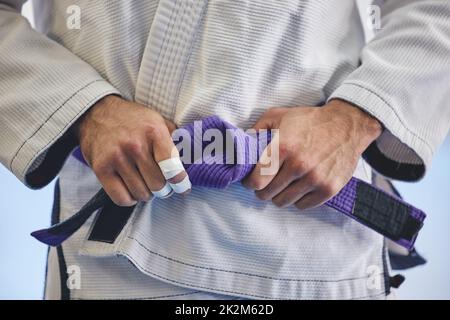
[73,95,188,206]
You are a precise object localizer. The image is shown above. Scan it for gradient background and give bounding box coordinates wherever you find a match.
[0,1,449,300]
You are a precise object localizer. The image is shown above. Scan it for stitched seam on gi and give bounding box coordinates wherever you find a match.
[118,250,387,300]
[146,1,179,108]
[381,241,391,296]
[159,1,185,111]
[349,291,388,300]
[126,236,380,283]
[10,79,104,171]
[339,81,433,153]
[16,90,112,175]
[53,180,70,300]
[71,291,202,300]
[172,1,209,120]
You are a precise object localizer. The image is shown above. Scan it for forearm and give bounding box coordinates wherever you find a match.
[330,0,450,181]
[0,2,120,188]
[325,99,383,152]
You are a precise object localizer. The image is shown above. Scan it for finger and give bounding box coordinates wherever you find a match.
[136,156,175,199]
[254,164,296,201]
[252,115,274,131]
[294,190,329,210]
[293,155,351,210]
[252,108,288,130]
[242,133,284,190]
[169,174,192,195]
[166,171,191,195]
[158,157,192,194]
[151,124,181,162]
[115,156,151,202]
[151,182,174,199]
[135,145,167,192]
[98,172,137,207]
[151,125,192,194]
[271,178,315,208]
[242,150,280,190]
[138,130,188,196]
[164,119,178,134]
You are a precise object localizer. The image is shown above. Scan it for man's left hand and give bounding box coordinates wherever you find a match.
[242,99,382,210]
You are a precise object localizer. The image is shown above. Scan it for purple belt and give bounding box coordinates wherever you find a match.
[31,116,426,250]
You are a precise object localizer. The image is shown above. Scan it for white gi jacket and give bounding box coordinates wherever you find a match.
[1,0,449,299]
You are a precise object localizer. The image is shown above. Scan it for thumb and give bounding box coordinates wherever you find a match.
[164,119,178,134]
[252,107,288,130]
[252,117,273,131]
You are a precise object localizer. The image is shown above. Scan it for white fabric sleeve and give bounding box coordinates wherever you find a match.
[329,0,450,181]
[0,0,120,188]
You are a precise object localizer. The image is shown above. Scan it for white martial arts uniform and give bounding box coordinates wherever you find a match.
[1,0,450,299]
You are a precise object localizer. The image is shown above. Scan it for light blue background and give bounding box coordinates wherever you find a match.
[1,1,449,300]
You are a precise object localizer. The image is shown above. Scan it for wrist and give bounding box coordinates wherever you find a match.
[71,94,121,143]
[325,99,382,147]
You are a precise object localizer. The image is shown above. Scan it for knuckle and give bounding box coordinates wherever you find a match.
[128,184,149,202]
[320,182,340,198]
[135,190,151,202]
[110,151,127,169]
[264,107,282,117]
[262,108,276,117]
[290,159,308,176]
[246,177,263,191]
[294,202,303,210]
[124,140,144,157]
[251,179,266,191]
[92,160,110,175]
[108,146,124,163]
[306,170,322,185]
[151,177,168,191]
[116,199,134,207]
[255,190,270,201]
[110,193,134,207]
[143,123,165,140]
[278,143,291,159]
[272,197,285,208]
